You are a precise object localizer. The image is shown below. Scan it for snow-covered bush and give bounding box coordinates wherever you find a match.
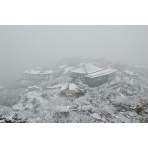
[41,92,48,99]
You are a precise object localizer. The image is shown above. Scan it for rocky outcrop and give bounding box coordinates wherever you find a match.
[0,105,27,123]
[135,99,148,123]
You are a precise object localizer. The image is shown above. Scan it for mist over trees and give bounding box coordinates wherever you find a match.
[0,26,148,81]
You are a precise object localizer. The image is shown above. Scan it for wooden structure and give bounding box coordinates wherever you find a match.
[123,70,138,78]
[60,82,78,97]
[85,69,116,87]
[23,68,54,81]
[123,70,139,84]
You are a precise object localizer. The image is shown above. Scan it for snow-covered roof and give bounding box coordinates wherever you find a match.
[28,85,40,89]
[124,70,138,76]
[24,69,41,74]
[63,66,74,74]
[60,82,78,91]
[24,69,54,75]
[46,83,62,89]
[85,69,116,78]
[40,70,54,74]
[71,63,103,74]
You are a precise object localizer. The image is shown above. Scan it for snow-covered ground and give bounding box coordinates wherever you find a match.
[1,62,148,123]
[6,78,145,123]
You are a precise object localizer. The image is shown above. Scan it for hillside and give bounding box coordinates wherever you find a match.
[1,58,148,123]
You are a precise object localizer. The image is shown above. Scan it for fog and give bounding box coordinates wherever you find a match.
[0,25,148,81]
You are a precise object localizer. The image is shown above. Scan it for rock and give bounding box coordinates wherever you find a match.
[0,120,5,123]
[55,106,70,113]
[81,105,92,112]
[135,103,145,115]
[91,113,105,122]
[70,105,79,111]
[91,113,102,120]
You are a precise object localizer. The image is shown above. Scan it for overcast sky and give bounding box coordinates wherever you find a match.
[0,25,148,81]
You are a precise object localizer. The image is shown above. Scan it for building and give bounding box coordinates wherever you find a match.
[71,63,103,81]
[60,82,86,97]
[60,82,78,97]
[71,63,116,87]
[85,68,116,87]
[23,67,54,81]
[123,70,138,79]
[122,70,139,84]
[46,83,62,90]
